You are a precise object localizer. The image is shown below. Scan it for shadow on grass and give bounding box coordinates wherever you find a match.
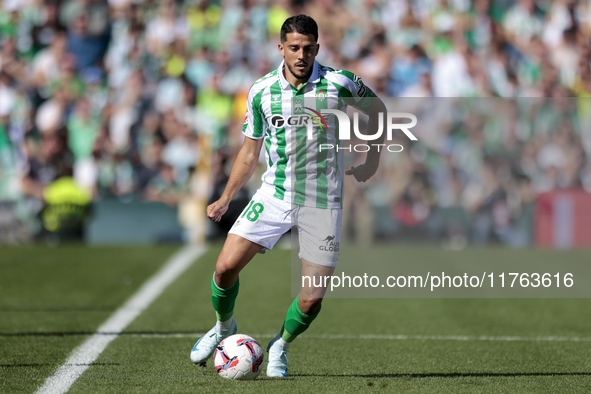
[0,363,120,368]
[0,307,115,312]
[289,372,591,378]
[0,331,200,337]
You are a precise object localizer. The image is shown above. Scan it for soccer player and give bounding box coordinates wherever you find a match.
[190,14,386,377]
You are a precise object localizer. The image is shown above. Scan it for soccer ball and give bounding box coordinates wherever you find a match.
[214,334,264,380]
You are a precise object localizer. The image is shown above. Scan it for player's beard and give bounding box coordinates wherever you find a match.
[286,61,313,81]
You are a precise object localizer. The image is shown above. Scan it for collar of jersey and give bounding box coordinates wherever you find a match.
[278,60,320,91]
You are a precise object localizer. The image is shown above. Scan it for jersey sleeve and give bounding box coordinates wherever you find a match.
[337,71,376,112]
[242,85,267,139]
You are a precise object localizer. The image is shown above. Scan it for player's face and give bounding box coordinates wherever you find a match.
[279,32,319,82]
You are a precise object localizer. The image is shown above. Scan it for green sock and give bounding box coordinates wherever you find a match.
[211,274,239,322]
[280,297,321,343]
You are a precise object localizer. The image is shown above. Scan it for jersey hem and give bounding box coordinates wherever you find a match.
[258,183,343,209]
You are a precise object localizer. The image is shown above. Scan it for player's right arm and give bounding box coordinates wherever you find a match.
[207,136,263,222]
[207,83,267,222]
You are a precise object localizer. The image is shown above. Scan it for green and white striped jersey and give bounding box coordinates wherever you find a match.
[242,60,375,209]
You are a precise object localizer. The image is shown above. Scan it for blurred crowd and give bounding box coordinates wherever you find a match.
[344,98,589,247]
[0,0,590,243]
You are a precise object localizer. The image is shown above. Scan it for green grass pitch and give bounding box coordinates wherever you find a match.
[1,244,591,393]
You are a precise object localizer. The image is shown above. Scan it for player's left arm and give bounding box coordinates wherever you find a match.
[345,95,387,183]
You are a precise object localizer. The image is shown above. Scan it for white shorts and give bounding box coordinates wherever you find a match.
[228,188,342,267]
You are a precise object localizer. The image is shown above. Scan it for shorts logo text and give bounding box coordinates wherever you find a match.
[320,235,339,252]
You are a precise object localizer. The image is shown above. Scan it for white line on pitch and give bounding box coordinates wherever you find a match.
[130,333,591,342]
[36,245,206,394]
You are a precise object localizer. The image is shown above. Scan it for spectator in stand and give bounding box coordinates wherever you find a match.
[0,0,590,245]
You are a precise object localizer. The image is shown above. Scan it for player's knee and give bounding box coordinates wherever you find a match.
[214,257,240,286]
[298,297,323,315]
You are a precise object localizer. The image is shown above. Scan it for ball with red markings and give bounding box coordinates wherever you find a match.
[213,334,264,380]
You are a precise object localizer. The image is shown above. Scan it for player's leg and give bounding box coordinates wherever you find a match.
[282,206,341,340]
[267,259,335,377]
[191,189,291,365]
[267,206,341,377]
[190,234,263,365]
[212,234,263,324]
[288,259,336,338]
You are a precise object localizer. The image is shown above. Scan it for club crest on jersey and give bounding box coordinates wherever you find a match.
[294,99,303,112]
[317,90,327,102]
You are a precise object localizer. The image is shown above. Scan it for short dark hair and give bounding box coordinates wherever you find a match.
[280,15,318,43]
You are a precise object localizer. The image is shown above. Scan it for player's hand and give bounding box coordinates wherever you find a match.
[207,199,229,222]
[345,162,378,182]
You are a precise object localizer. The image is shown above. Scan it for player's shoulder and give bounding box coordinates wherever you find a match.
[251,69,279,91]
[318,64,360,85]
[246,69,279,106]
[319,64,368,97]
[246,69,279,107]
